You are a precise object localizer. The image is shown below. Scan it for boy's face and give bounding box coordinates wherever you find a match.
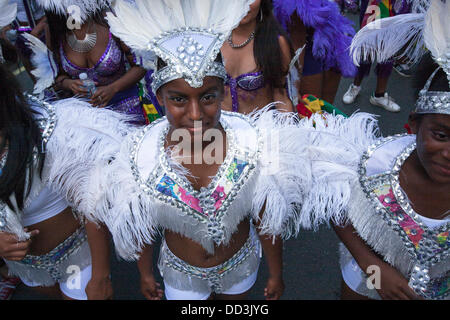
[157,76,224,138]
[409,114,450,184]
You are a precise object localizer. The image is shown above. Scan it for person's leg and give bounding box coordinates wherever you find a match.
[29,285,62,299]
[370,62,400,112]
[322,69,342,104]
[340,279,371,300]
[374,62,394,96]
[299,73,323,98]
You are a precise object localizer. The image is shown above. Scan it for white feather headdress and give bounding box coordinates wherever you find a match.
[107,0,253,91]
[36,0,111,23]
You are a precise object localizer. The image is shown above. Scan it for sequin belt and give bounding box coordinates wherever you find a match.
[20,227,87,281]
[160,227,260,294]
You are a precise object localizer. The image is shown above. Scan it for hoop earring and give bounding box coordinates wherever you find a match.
[259,8,263,22]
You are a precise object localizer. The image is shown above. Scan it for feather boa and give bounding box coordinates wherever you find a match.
[273,0,357,77]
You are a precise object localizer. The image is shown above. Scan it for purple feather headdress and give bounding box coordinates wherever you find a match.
[273,0,357,77]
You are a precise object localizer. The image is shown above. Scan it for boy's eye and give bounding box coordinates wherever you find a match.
[202,94,217,102]
[169,96,185,103]
[432,131,448,140]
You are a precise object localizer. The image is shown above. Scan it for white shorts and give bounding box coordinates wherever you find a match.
[21,265,92,300]
[164,268,259,300]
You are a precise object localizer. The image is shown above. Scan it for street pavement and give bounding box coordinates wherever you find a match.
[9,11,417,300]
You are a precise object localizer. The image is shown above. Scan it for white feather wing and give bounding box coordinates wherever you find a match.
[21,33,57,94]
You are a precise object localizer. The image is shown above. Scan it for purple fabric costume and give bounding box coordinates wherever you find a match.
[60,32,146,124]
[273,0,357,78]
[225,72,265,112]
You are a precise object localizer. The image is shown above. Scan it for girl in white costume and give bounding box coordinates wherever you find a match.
[0,0,134,299]
[324,0,450,300]
[50,0,382,301]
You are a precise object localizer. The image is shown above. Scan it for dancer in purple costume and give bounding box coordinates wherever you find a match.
[45,8,147,125]
[273,0,357,104]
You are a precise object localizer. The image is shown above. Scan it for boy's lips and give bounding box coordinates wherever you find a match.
[433,162,450,176]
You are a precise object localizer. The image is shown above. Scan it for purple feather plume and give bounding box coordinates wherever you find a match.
[273,0,357,77]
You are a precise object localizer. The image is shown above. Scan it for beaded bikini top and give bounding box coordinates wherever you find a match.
[60,32,126,87]
[357,134,450,299]
[225,72,265,112]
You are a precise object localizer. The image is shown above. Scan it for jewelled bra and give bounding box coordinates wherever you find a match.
[129,111,263,253]
[225,72,265,112]
[60,32,126,87]
[358,134,450,299]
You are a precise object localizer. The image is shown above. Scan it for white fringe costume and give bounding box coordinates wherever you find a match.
[334,0,450,300]
[338,134,450,300]
[0,95,135,287]
[51,103,378,295]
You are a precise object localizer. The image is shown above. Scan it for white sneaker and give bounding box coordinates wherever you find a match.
[342,84,361,104]
[369,92,401,112]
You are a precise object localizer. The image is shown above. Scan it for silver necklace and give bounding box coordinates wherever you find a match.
[67,22,97,53]
[228,31,255,49]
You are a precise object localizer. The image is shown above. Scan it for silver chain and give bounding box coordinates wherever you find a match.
[227,31,255,49]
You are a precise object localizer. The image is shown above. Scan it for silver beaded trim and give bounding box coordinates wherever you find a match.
[415,91,450,115]
[130,112,263,246]
[161,228,259,294]
[148,27,228,92]
[152,62,227,93]
[415,67,450,115]
[20,227,87,282]
[27,95,58,152]
[359,135,450,299]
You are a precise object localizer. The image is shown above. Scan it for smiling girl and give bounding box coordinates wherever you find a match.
[334,55,450,300]
[73,0,321,300]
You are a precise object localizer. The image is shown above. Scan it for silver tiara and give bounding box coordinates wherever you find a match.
[415,67,450,115]
[150,28,228,93]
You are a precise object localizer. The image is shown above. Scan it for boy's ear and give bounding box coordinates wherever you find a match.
[156,90,164,107]
[408,112,420,134]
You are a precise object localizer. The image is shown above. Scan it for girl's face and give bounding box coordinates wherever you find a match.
[239,0,262,25]
[157,77,224,138]
[409,114,450,184]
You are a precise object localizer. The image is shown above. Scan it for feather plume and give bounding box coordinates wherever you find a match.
[423,0,450,79]
[351,13,426,66]
[21,33,57,94]
[0,0,17,27]
[107,0,253,54]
